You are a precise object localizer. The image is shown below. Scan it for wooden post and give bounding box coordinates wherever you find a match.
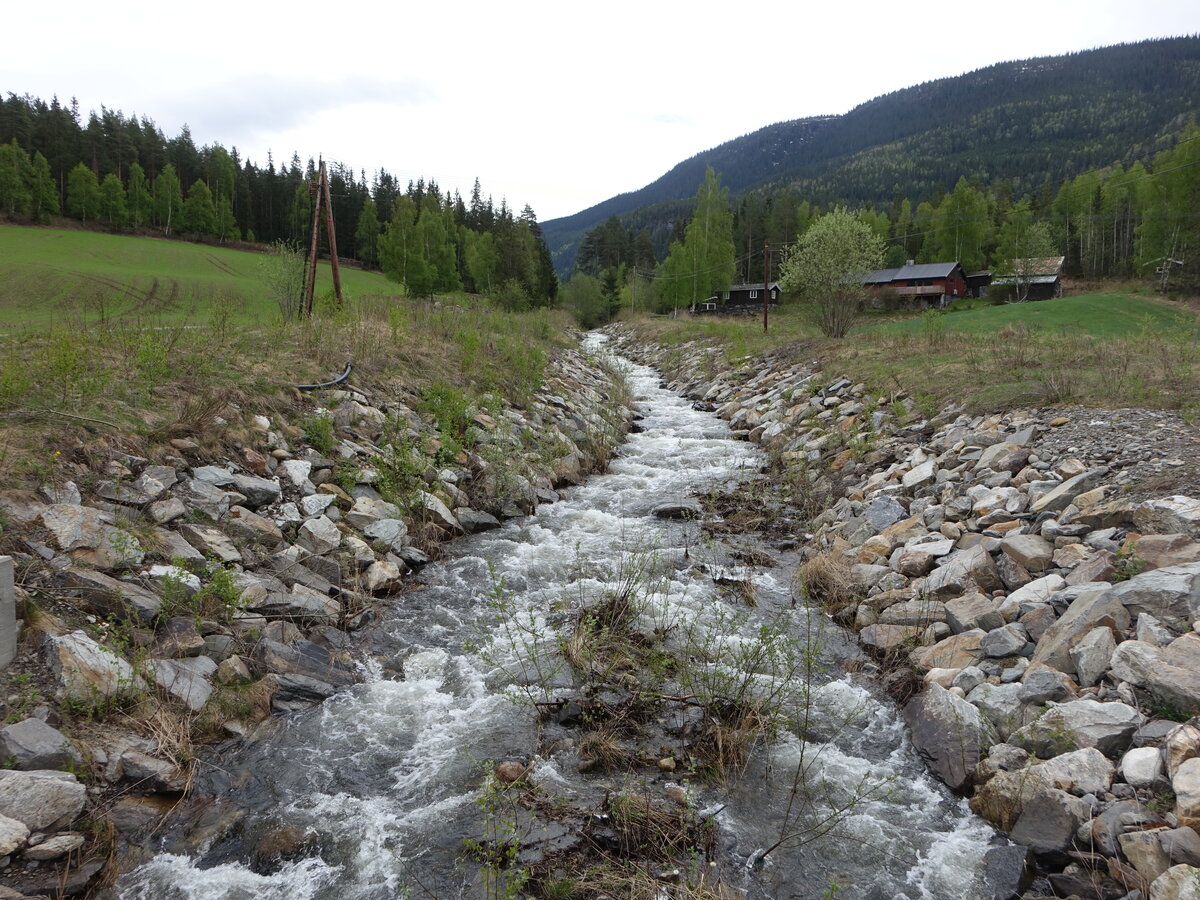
[762,239,770,332]
[319,161,344,309]
[303,170,322,317]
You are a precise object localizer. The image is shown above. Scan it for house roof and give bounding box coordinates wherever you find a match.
[864,262,962,284]
[991,274,1060,286]
[724,282,780,292]
[1002,256,1065,276]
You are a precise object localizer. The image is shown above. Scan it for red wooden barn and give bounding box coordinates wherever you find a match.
[863,260,968,309]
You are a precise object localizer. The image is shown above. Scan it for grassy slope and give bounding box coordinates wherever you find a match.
[624,291,1200,414]
[0,225,395,329]
[871,293,1196,340]
[0,225,576,487]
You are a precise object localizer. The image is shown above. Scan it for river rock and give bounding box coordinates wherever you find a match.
[455,507,502,534]
[23,830,86,860]
[1165,725,1200,779]
[1069,625,1116,687]
[1149,864,1200,899]
[860,623,923,651]
[1112,562,1200,627]
[1029,582,1128,676]
[1132,534,1200,571]
[229,473,281,509]
[1009,787,1092,856]
[152,617,206,658]
[982,623,1029,658]
[1160,828,1200,867]
[152,656,217,711]
[1011,699,1143,758]
[1119,829,1173,884]
[924,546,1003,599]
[911,629,986,671]
[864,496,907,532]
[966,681,1039,739]
[0,770,86,830]
[1029,747,1115,796]
[0,812,29,855]
[225,506,285,548]
[344,496,403,529]
[1000,534,1054,572]
[296,516,341,555]
[1121,746,1165,788]
[44,630,143,703]
[1030,469,1106,515]
[1110,636,1200,712]
[970,766,1051,831]
[247,587,340,625]
[877,598,946,626]
[0,719,78,771]
[1175,758,1200,828]
[1136,496,1200,538]
[982,844,1033,899]
[1020,663,1078,704]
[121,750,188,792]
[51,566,163,624]
[420,491,464,533]
[902,683,996,791]
[945,593,1004,634]
[179,524,242,563]
[267,673,338,712]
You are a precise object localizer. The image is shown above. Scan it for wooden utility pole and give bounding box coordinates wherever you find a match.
[762,239,770,332]
[303,160,345,316]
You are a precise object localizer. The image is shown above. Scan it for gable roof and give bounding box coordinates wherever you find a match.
[864,261,963,284]
[1001,256,1065,276]
[724,282,781,293]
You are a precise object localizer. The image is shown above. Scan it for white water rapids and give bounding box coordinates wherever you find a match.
[117,337,996,899]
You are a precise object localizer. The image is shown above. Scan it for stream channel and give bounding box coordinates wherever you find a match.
[116,336,997,899]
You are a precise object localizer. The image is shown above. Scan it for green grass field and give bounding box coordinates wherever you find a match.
[0,225,399,329]
[871,292,1197,340]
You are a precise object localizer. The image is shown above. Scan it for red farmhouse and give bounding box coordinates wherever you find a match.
[863,260,968,309]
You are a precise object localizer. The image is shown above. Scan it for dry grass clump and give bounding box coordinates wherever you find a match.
[798,545,861,619]
[606,790,716,860]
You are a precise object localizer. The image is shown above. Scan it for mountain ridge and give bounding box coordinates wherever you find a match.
[543,35,1200,275]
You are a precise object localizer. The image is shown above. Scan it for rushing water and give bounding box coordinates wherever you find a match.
[118,337,996,900]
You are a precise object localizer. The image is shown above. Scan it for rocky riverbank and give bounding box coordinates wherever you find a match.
[606,323,1200,900]
[0,344,630,898]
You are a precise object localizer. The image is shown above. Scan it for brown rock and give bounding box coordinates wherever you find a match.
[1065,550,1117,586]
[494,761,529,783]
[911,630,986,671]
[1129,534,1200,570]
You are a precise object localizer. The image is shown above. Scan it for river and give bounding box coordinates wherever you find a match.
[116,336,995,900]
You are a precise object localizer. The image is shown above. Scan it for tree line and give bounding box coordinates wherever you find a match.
[561,124,1200,324]
[0,93,557,305]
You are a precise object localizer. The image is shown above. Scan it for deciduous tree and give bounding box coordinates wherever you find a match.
[778,207,884,338]
[66,162,99,223]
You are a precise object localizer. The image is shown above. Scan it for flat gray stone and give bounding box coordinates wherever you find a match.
[0,718,78,770]
[1011,698,1143,759]
[0,769,86,830]
[152,656,217,711]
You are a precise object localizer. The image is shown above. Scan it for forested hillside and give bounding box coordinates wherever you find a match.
[0,96,557,305]
[544,35,1200,275]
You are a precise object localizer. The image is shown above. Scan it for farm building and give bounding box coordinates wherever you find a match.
[691,283,781,315]
[990,256,1065,301]
[863,261,968,309]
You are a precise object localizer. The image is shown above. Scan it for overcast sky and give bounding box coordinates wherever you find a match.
[4,1,1199,222]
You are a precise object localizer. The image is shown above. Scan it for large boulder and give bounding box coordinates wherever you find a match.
[51,567,162,624]
[0,719,79,771]
[911,630,986,671]
[1010,699,1143,758]
[1000,535,1055,572]
[1112,636,1200,713]
[923,546,1004,599]
[1009,788,1092,856]
[0,769,86,830]
[970,766,1051,831]
[1111,562,1200,628]
[945,593,1005,634]
[1029,583,1129,676]
[151,657,217,712]
[1028,747,1115,796]
[966,682,1040,740]
[1149,865,1200,900]
[903,684,997,791]
[43,630,143,703]
[1136,496,1200,538]
[1030,469,1107,515]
